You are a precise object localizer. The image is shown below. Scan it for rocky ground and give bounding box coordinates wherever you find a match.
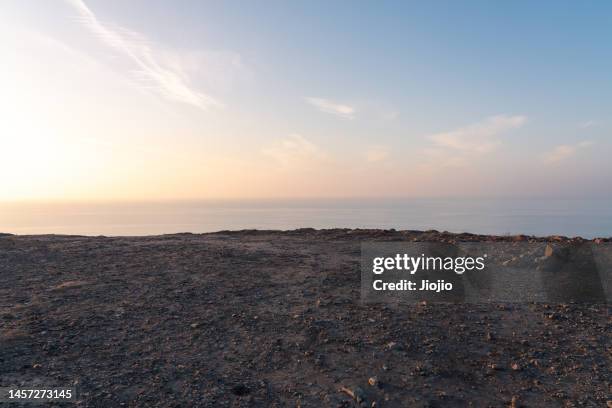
[0,229,610,407]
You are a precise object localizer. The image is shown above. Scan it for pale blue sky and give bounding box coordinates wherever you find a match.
[1,1,610,200]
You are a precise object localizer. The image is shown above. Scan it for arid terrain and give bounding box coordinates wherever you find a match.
[0,229,610,407]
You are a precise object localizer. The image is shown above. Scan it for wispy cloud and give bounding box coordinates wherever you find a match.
[429,115,527,153]
[65,0,222,110]
[421,115,527,168]
[261,134,327,167]
[543,141,593,164]
[305,97,355,119]
[365,146,389,163]
[580,120,598,128]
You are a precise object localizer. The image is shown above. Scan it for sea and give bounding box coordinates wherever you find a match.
[1,198,611,238]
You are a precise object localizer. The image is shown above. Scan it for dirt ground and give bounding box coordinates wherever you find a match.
[0,229,609,407]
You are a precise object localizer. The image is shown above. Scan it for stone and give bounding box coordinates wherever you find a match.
[544,244,554,257]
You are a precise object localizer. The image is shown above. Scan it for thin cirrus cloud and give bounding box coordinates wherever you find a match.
[305,97,355,119]
[422,115,527,168]
[64,0,222,111]
[261,134,327,167]
[429,115,527,153]
[543,141,593,164]
[365,146,389,163]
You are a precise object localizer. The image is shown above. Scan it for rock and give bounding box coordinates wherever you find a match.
[340,386,366,403]
[231,384,250,396]
[51,280,88,290]
[353,387,366,403]
[385,341,397,350]
[544,244,554,257]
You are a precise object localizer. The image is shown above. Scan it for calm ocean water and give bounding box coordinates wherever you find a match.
[1,198,611,238]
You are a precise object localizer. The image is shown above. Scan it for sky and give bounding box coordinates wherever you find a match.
[1,0,611,201]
